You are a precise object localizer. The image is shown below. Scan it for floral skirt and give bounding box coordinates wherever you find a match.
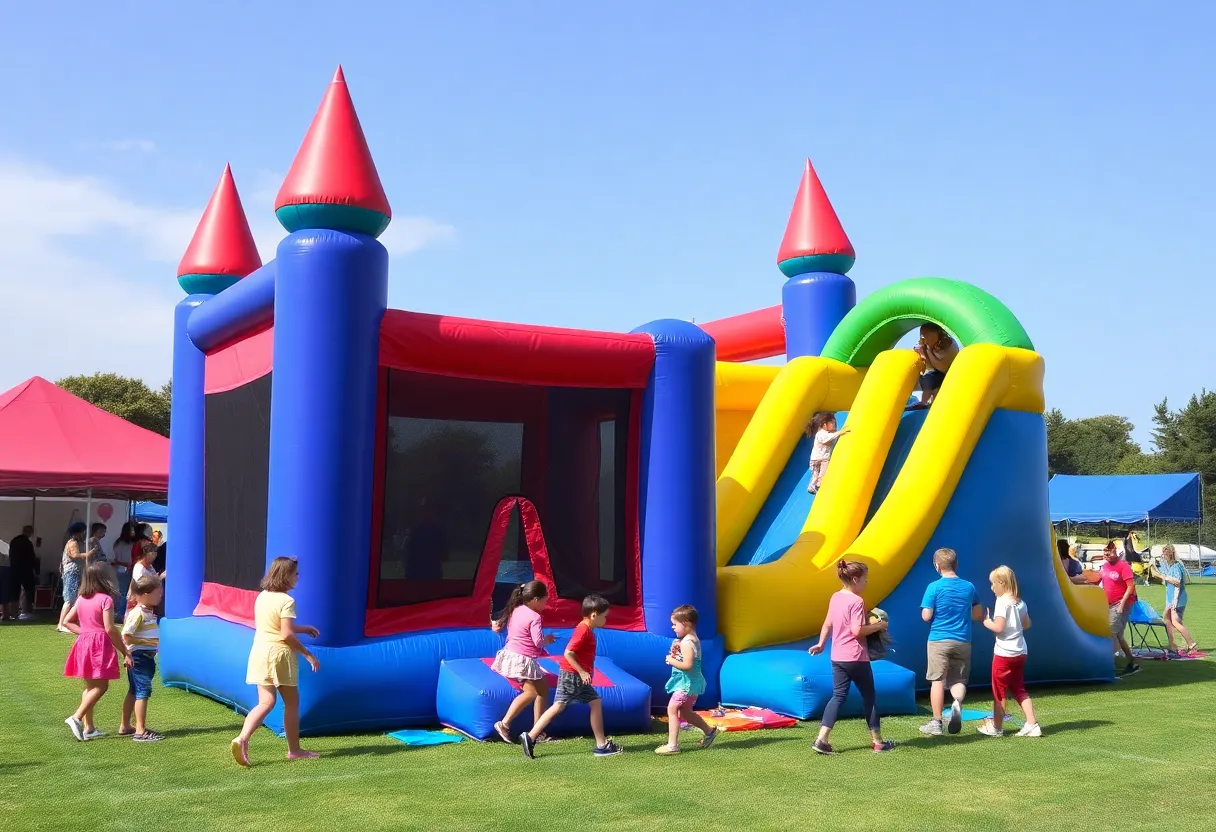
[490,648,545,681]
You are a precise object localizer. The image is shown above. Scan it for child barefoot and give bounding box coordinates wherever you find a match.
[63,563,132,741]
[231,557,321,766]
[519,595,623,758]
[979,566,1040,738]
[490,580,557,743]
[807,412,849,494]
[119,575,164,742]
[808,560,895,754]
[656,605,719,754]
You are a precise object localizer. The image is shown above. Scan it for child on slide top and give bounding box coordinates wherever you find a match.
[518,595,622,759]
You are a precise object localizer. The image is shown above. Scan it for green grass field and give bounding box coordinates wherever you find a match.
[3,585,1213,832]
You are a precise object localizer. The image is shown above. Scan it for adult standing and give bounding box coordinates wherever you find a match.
[5,526,37,620]
[1152,545,1198,656]
[1100,540,1140,676]
[111,522,137,609]
[57,522,97,633]
[1057,538,1085,582]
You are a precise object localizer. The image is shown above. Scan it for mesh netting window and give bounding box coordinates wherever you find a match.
[204,373,271,591]
[544,387,631,605]
[375,370,633,609]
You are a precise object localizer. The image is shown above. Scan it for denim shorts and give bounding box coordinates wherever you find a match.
[919,369,946,392]
[128,651,157,700]
[62,570,81,605]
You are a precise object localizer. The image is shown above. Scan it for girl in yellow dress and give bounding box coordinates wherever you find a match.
[231,557,321,766]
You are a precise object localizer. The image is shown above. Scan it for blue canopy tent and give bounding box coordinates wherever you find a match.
[1049,473,1203,570]
[131,501,168,523]
[1049,473,1201,524]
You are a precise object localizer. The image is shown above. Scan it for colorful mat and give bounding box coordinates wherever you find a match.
[658,706,798,732]
[386,729,465,747]
[1132,648,1208,661]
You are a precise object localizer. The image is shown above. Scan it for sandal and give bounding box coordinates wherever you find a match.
[133,730,164,743]
[231,738,250,767]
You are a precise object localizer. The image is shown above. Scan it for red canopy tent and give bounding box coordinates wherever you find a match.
[0,377,169,498]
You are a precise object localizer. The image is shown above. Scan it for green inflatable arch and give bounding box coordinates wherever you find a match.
[820,277,1033,367]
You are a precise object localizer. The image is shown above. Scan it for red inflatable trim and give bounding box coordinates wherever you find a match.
[178,164,263,279]
[699,305,786,362]
[194,582,258,628]
[364,495,645,637]
[776,158,855,263]
[275,66,391,216]
[379,310,655,389]
[480,657,614,690]
[204,326,274,394]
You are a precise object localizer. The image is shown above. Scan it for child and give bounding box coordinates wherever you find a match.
[808,560,896,754]
[518,594,623,758]
[119,575,164,742]
[912,323,959,407]
[656,605,720,754]
[128,541,165,611]
[231,557,321,767]
[807,412,850,494]
[919,547,982,736]
[979,566,1041,737]
[63,563,132,741]
[490,580,557,743]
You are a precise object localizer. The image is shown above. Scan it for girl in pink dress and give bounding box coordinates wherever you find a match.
[489,580,556,743]
[63,563,132,741]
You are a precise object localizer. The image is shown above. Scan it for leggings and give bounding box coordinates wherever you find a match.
[821,660,880,731]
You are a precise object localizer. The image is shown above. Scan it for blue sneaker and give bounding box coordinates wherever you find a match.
[594,740,623,757]
[872,739,896,753]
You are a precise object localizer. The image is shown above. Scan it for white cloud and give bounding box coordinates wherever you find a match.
[0,157,454,394]
[104,139,157,153]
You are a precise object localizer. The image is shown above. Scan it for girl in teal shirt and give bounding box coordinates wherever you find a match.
[1155,545,1198,655]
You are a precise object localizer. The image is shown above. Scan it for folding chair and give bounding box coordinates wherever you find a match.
[1127,600,1169,656]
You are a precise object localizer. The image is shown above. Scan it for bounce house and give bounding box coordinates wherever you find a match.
[160,68,1115,737]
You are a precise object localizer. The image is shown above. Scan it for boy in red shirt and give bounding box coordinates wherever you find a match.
[1099,540,1140,677]
[520,594,622,759]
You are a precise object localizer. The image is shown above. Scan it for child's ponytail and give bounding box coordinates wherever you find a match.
[837,559,868,584]
[493,579,548,631]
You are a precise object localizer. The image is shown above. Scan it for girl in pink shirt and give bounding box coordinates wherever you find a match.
[807,560,895,754]
[490,580,556,743]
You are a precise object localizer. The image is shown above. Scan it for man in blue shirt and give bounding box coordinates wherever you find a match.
[919,547,982,736]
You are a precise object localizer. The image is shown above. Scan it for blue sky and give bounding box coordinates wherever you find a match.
[1,2,1213,447]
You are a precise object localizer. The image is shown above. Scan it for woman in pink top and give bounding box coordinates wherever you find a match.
[807,560,895,754]
[490,580,556,743]
[62,563,132,741]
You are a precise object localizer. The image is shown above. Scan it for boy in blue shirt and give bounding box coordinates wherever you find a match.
[919,547,982,736]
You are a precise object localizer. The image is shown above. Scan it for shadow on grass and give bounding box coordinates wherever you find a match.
[0,762,41,772]
[1040,718,1114,736]
[323,743,412,758]
[165,725,241,739]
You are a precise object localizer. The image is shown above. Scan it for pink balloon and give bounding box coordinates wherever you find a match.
[97,503,114,522]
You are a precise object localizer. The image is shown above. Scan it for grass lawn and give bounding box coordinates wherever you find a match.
[2,585,1214,832]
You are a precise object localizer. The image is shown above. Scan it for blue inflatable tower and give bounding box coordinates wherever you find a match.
[777,159,857,359]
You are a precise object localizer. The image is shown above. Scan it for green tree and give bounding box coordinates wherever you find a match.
[56,373,172,436]
[1151,391,1216,540]
[1045,409,1142,476]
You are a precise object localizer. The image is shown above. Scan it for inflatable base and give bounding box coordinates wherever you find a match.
[160,616,713,736]
[438,657,653,740]
[719,643,917,720]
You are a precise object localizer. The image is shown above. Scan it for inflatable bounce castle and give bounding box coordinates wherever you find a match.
[160,68,1115,737]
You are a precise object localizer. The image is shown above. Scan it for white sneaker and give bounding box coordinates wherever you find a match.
[65,716,85,741]
[1015,722,1042,738]
[947,699,962,735]
[977,718,1004,737]
[57,625,71,634]
[18,613,33,621]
